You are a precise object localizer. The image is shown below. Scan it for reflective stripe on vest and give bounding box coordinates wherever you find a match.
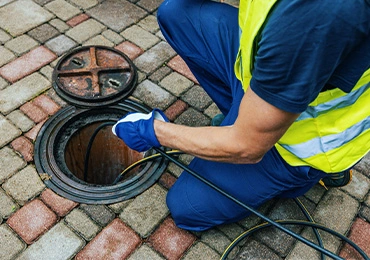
[235,0,370,172]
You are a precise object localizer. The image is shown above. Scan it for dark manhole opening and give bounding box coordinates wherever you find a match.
[34,46,168,204]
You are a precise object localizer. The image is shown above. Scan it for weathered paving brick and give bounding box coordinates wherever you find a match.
[148,66,172,84]
[0,46,16,67]
[0,0,53,37]
[200,229,231,255]
[4,35,38,56]
[80,204,115,227]
[0,73,50,114]
[119,184,169,237]
[182,85,213,111]
[341,170,370,200]
[7,199,57,244]
[69,0,99,9]
[45,0,81,21]
[138,15,159,33]
[0,224,26,260]
[168,55,198,83]
[128,244,163,260]
[174,108,211,127]
[236,239,281,260]
[164,100,188,122]
[0,146,26,184]
[87,0,147,32]
[0,188,19,219]
[137,0,163,12]
[0,76,8,90]
[115,41,143,60]
[11,136,34,162]
[0,29,11,44]
[17,222,85,260]
[20,102,48,123]
[49,18,70,33]
[83,35,114,47]
[0,115,22,148]
[134,42,176,74]
[40,189,78,217]
[102,29,124,44]
[45,34,77,56]
[121,25,160,50]
[148,217,196,259]
[33,94,61,116]
[65,208,101,240]
[24,119,47,142]
[66,13,90,27]
[28,24,60,44]
[6,110,34,133]
[65,19,105,43]
[160,72,194,96]
[0,46,57,83]
[182,242,219,260]
[204,103,222,120]
[76,219,140,259]
[2,165,45,205]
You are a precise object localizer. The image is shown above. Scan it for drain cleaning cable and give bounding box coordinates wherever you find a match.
[84,123,369,259]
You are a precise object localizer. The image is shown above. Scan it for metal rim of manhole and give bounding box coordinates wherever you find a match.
[34,46,168,204]
[52,45,137,108]
[34,99,168,204]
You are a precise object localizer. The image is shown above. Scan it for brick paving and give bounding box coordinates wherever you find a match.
[0,0,369,259]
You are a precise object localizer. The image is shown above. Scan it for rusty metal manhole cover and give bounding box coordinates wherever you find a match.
[52,45,137,108]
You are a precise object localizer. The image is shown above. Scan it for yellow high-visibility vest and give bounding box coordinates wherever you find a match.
[234,0,370,173]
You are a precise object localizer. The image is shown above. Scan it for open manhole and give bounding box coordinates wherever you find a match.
[34,46,168,204]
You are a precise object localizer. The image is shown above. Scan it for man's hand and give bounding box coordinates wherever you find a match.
[112,109,169,152]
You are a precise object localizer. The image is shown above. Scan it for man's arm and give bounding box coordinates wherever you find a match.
[154,87,299,164]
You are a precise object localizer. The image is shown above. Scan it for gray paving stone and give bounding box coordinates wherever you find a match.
[108,199,133,214]
[33,0,54,5]
[159,72,193,96]
[45,34,77,56]
[304,183,326,204]
[39,65,54,82]
[0,29,11,44]
[28,24,60,44]
[119,184,168,237]
[0,46,15,67]
[83,35,114,47]
[2,165,45,205]
[217,223,245,241]
[360,205,370,222]
[182,242,220,260]
[102,29,124,44]
[17,222,85,260]
[354,152,370,178]
[65,208,101,240]
[65,19,105,43]
[0,0,53,37]
[366,193,370,207]
[49,18,70,33]
[0,188,19,219]
[80,204,115,227]
[0,76,8,90]
[0,115,21,148]
[0,146,26,184]
[4,35,39,56]
[134,41,176,74]
[128,244,164,260]
[69,0,99,9]
[137,0,162,12]
[182,85,213,111]
[200,228,231,255]
[0,0,13,8]
[341,170,370,200]
[236,239,281,260]
[133,79,176,110]
[149,66,172,84]
[45,0,81,21]
[204,103,222,119]
[0,73,50,115]
[87,0,147,32]
[174,107,211,127]
[121,25,160,50]
[138,15,159,33]
[0,224,26,260]
[6,110,34,132]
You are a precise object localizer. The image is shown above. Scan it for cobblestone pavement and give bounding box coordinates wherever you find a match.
[1,0,370,259]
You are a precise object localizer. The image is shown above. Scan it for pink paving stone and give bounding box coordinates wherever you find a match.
[11,136,34,162]
[40,189,78,217]
[24,119,47,142]
[148,217,196,260]
[20,102,48,123]
[66,13,90,27]
[159,172,177,190]
[167,55,198,84]
[115,41,144,61]
[0,46,57,83]
[33,94,61,116]
[339,218,370,259]
[76,218,141,260]
[165,100,188,122]
[7,199,57,244]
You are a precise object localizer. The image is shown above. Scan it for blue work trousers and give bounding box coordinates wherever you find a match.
[157,0,327,231]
